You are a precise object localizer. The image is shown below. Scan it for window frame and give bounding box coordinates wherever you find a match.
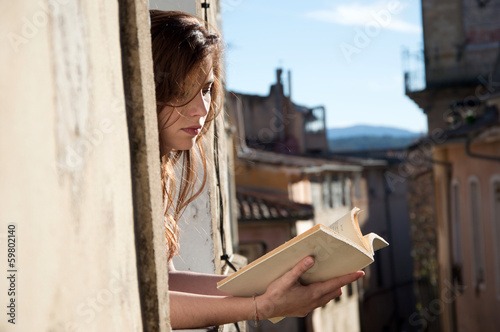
[468,175,486,292]
[490,174,500,300]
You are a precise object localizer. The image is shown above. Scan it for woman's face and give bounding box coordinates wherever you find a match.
[158,59,214,154]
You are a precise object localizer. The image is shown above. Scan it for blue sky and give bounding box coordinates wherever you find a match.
[221,0,427,133]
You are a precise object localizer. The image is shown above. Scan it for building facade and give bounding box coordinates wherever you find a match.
[326,149,418,332]
[405,1,500,331]
[228,72,418,331]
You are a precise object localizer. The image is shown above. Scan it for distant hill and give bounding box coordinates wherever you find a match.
[328,136,419,152]
[327,125,424,152]
[327,125,422,139]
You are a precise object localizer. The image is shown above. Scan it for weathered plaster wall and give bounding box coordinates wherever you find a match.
[172,165,218,273]
[440,142,500,332]
[149,0,197,13]
[119,0,171,330]
[0,0,146,331]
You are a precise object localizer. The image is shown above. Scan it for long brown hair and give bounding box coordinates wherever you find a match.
[150,10,223,260]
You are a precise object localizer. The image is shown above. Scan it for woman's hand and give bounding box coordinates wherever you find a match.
[168,256,364,328]
[256,256,364,319]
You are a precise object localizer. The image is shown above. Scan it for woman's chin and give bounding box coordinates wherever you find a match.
[173,141,197,151]
[161,136,199,153]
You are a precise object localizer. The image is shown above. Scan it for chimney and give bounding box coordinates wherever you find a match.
[288,70,292,99]
[274,68,285,141]
[276,68,283,87]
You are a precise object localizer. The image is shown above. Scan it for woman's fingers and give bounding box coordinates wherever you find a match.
[309,271,364,302]
[317,287,343,307]
[302,271,363,311]
[262,259,365,318]
[322,271,365,290]
[315,271,364,294]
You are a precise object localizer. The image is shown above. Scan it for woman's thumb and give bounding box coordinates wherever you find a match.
[284,256,315,284]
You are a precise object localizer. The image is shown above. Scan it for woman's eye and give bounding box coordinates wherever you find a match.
[202,82,213,97]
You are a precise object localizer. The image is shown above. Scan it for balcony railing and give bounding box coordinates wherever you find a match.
[403,44,500,93]
[402,47,426,93]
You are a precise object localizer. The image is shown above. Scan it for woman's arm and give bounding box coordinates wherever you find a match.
[168,256,364,329]
[168,260,227,296]
[169,291,254,328]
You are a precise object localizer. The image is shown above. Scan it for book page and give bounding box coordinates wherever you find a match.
[363,233,389,253]
[328,207,369,251]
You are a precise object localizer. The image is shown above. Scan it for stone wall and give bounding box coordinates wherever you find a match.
[1,0,170,330]
[422,0,500,86]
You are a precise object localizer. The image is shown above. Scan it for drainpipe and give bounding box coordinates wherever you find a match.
[465,135,500,162]
[442,154,456,332]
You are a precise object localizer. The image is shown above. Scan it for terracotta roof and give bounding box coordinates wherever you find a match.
[236,187,314,222]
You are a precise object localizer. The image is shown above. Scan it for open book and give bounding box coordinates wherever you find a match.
[217,207,389,322]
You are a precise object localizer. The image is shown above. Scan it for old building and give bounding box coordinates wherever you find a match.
[227,77,367,331]
[233,142,365,332]
[230,69,329,155]
[405,0,500,331]
[326,149,418,332]
[227,67,418,331]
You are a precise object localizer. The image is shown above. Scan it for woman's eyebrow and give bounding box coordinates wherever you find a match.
[205,79,214,85]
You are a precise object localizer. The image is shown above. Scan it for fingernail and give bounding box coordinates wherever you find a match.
[304,257,314,267]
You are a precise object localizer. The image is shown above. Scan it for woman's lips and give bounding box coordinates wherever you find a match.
[182,127,201,136]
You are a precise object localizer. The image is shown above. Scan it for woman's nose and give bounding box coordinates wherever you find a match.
[187,91,209,117]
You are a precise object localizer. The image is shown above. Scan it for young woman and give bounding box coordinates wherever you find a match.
[149,10,364,329]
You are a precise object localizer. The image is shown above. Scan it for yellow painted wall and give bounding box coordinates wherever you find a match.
[234,159,290,193]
